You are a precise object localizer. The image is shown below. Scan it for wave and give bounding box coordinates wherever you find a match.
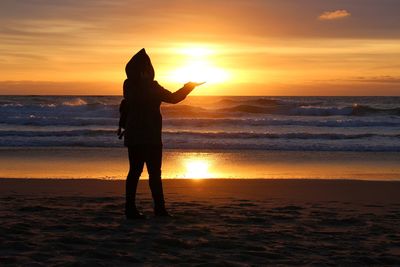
[2,115,400,129]
[163,131,400,140]
[1,137,399,152]
[62,98,87,106]
[164,118,400,128]
[0,96,120,109]
[292,105,400,116]
[0,117,117,127]
[161,141,400,152]
[215,98,282,107]
[2,96,400,118]
[220,105,277,114]
[213,97,400,116]
[220,104,400,117]
[290,106,354,116]
[1,129,398,141]
[352,104,400,116]
[0,129,112,137]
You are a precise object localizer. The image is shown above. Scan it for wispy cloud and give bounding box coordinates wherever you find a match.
[353,75,400,84]
[318,10,351,21]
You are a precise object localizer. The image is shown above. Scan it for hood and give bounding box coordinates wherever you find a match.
[125,48,155,81]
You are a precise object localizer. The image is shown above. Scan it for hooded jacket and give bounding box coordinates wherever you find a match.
[120,48,193,146]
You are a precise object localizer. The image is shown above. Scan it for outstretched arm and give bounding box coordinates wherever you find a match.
[160,82,205,104]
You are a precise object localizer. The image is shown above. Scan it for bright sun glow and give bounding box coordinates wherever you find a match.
[169,46,230,84]
[184,159,212,179]
[180,47,214,57]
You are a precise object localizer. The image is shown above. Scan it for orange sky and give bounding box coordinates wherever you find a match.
[1,0,400,95]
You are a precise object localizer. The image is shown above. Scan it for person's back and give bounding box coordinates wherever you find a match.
[123,79,163,146]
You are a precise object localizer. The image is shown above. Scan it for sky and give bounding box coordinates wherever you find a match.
[1,0,400,95]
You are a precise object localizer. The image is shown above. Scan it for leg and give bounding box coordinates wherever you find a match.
[146,146,168,215]
[126,146,144,215]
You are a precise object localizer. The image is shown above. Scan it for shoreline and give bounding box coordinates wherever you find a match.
[2,178,400,203]
[2,177,400,181]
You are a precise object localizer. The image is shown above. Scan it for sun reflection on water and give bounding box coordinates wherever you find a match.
[184,158,212,179]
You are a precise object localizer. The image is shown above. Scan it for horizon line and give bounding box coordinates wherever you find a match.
[1,94,400,97]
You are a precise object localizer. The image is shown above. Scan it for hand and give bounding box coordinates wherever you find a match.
[117,128,125,139]
[184,81,206,90]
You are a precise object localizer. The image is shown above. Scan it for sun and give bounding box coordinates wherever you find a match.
[168,45,230,84]
[170,61,229,84]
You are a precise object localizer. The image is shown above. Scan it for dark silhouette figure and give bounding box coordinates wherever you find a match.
[118,48,203,219]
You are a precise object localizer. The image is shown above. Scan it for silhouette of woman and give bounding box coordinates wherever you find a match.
[118,48,203,219]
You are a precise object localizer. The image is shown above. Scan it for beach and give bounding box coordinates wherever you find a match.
[1,178,400,266]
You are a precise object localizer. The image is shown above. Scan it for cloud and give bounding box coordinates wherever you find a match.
[318,10,351,20]
[353,75,400,84]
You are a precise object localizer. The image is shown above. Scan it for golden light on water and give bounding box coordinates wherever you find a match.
[184,158,212,179]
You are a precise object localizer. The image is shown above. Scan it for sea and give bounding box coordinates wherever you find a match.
[1,95,400,151]
[1,95,400,180]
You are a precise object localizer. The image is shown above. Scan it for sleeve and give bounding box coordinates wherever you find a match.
[155,81,193,104]
[119,99,128,129]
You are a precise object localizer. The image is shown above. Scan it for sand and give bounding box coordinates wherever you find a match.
[1,178,400,266]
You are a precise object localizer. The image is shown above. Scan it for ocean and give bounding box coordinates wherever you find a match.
[1,95,400,180]
[1,95,400,151]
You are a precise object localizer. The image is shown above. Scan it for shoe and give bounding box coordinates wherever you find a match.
[125,208,146,220]
[154,207,172,217]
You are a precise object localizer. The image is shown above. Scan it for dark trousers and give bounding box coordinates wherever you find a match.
[126,145,165,210]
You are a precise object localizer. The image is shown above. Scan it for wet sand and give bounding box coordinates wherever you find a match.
[1,178,400,265]
[1,147,400,180]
